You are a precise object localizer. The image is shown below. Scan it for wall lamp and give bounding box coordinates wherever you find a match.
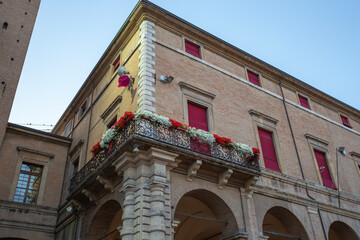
[337,146,346,155]
[159,75,174,84]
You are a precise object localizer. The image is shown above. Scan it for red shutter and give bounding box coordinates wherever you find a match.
[247,70,260,86]
[340,115,351,128]
[113,56,120,70]
[314,150,336,189]
[258,129,281,172]
[188,102,208,131]
[299,95,311,110]
[185,40,201,58]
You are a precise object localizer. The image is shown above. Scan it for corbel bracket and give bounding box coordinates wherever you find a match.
[218,169,233,189]
[187,160,202,182]
[82,189,99,205]
[96,175,115,193]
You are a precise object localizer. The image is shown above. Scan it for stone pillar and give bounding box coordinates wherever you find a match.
[114,148,178,240]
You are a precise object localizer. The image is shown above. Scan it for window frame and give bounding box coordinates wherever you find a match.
[245,67,262,87]
[339,114,352,128]
[9,147,53,205]
[13,162,43,204]
[297,93,312,110]
[249,109,284,173]
[64,120,72,137]
[305,134,338,189]
[183,37,203,59]
[187,101,209,131]
[179,82,215,132]
[257,128,281,172]
[110,51,121,77]
[78,99,88,121]
[350,152,360,178]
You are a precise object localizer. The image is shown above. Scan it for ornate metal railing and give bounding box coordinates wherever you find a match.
[70,119,260,192]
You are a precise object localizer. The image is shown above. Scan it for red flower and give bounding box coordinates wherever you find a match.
[213,134,232,145]
[91,140,103,156]
[114,111,135,132]
[252,148,260,155]
[169,119,184,128]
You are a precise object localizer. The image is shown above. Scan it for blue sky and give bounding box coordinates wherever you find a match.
[9,0,360,130]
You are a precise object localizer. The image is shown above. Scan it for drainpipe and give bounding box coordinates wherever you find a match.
[278,73,328,240]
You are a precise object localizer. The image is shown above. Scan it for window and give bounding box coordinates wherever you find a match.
[14,162,43,204]
[185,40,201,58]
[258,128,281,172]
[79,100,87,119]
[2,22,8,29]
[298,95,311,110]
[72,157,79,176]
[64,120,72,137]
[107,115,117,129]
[340,115,351,128]
[187,102,208,131]
[113,55,120,72]
[314,150,336,189]
[350,153,360,176]
[247,70,260,86]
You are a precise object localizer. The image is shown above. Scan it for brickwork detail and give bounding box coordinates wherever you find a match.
[138,20,156,113]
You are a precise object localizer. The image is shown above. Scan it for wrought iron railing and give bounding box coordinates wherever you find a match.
[69,119,260,192]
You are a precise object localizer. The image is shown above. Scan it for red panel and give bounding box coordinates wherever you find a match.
[340,115,351,128]
[314,150,337,189]
[258,129,281,172]
[247,70,260,86]
[113,56,120,70]
[185,40,201,58]
[299,95,311,110]
[188,102,208,131]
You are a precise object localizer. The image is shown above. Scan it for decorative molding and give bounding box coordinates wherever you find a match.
[304,133,329,146]
[100,95,122,120]
[81,189,98,205]
[187,160,202,182]
[178,81,216,99]
[69,140,84,156]
[249,109,278,125]
[16,146,55,159]
[244,176,259,196]
[137,20,156,113]
[218,169,233,189]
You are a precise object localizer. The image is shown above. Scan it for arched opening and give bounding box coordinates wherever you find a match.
[329,221,359,240]
[88,200,123,240]
[262,207,310,240]
[174,189,238,240]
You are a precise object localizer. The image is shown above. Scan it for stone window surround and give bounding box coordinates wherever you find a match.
[9,147,54,205]
[350,152,360,178]
[101,95,122,133]
[296,91,312,110]
[110,50,122,78]
[338,112,352,128]
[249,109,285,173]
[245,66,263,87]
[304,133,338,189]
[179,81,215,132]
[182,36,204,59]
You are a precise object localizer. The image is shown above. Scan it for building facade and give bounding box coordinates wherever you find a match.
[1,1,360,240]
[0,0,41,148]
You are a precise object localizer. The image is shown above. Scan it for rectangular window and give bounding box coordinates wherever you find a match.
[107,116,117,129]
[14,163,43,204]
[113,55,120,71]
[72,158,79,176]
[299,95,311,110]
[258,128,281,172]
[340,115,351,128]
[79,100,87,119]
[247,70,260,86]
[188,102,208,131]
[64,120,72,137]
[185,40,201,58]
[314,150,336,189]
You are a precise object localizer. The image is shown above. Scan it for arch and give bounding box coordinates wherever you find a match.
[88,200,123,240]
[329,221,359,240]
[174,189,238,240]
[262,206,310,240]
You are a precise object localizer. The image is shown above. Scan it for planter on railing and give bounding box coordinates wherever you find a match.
[69,112,260,192]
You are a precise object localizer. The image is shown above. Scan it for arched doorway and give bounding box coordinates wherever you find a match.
[262,207,310,240]
[88,200,123,240]
[174,189,238,240]
[329,221,359,240]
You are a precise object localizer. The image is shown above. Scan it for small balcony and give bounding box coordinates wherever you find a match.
[68,118,261,204]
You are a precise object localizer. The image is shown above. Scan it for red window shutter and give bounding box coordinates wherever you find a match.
[188,102,208,131]
[185,40,201,58]
[113,56,120,70]
[258,129,281,172]
[299,95,311,110]
[340,115,351,128]
[314,150,336,189]
[247,70,260,86]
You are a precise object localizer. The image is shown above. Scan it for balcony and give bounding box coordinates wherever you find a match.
[68,118,261,203]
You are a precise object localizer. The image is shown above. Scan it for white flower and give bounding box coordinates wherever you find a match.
[135,110,172,127]
[230,142,253,157]
[186,127,215,144]
[100,128,117,148]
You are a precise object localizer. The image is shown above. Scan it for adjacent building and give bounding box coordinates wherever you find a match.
[1,1,360,240]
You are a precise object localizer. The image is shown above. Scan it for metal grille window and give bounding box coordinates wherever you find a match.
[14,162,43,204]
